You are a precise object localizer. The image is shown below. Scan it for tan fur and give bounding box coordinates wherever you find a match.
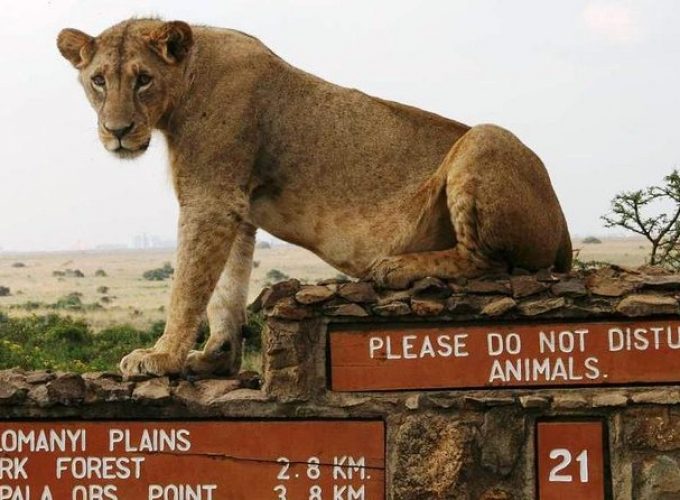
[57,19,571,376]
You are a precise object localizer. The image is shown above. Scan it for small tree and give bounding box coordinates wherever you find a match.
[602,170,680,269]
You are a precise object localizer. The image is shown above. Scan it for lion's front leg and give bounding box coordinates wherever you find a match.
[185,223,256,376]
[120,207,240,377]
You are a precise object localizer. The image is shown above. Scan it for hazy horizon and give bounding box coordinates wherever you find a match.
[1,1,679,251]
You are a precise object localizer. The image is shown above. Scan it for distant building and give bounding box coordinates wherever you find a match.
[132,233,176,249]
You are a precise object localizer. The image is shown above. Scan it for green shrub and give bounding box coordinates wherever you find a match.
[54,292,83,310]
[0,286,10,297]
[265,269,289,284]
[143,262,174,281]
[582,236,602,244]
[97,286,109,294]
[244,311,264,353]
[0,312,263,373]
[94,269,107,277]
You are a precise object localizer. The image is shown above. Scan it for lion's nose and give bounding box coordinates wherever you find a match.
[104,122,134,139]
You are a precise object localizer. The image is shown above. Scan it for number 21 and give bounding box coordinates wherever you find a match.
[548,449,589,483]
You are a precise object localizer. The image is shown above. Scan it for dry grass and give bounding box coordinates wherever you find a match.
[574,237,651,268]
[0,237,650,331]
[0,245,337,331]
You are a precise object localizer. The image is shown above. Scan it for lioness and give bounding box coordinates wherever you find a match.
[57,19,571,377]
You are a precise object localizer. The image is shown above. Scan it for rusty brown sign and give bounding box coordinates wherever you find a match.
[536,420,608,500]
[0,421,384,499]
[329,319,680,391]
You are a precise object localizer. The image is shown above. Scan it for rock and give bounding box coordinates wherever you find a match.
[294,285,335,304]
[463,397,515,408]
[46,374,86,405]
[551,280,587,297]
[261,279,301,309]
[28,385,52,407]
[0,382,27,405]
[25,371,56,384]
[480,488,513,500]
[132,377,171,404]
[635,455,680,499]
[405,394,420,410]
[482,297,516,316]
[411,277,451,298]
[641,275,680,290]
[631,389,680,405]
[625,408,680,451]
[372,301,411,316]
[519,395,550,408]
[86,378,134,403]
[446,295,486,315]
[237,371,262,390]
[426,395,460,409]
[535,268,560,282]
[510,275,547,298]
[616,294,678,317]
[518,297,566,316]
[410,297,445,316]
[481,408,525,476]
[393,415,471,499]
[248,287,269,312]
[552,394,588,409]
[269,297,314,320]
[337,282,378,303]
[323,303,368,317]
[587,274,637,297]
[174,379,241,407]
[592,392,628,407]
[317,276,350,285]
[376,289,413,305]
[465,279,511,295]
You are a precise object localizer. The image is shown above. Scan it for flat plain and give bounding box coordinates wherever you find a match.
[0,237,650,331]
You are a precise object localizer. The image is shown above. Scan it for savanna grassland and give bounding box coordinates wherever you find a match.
[0,238,649,372]
[0,245,340,331]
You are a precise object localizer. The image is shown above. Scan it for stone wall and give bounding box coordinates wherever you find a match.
[2,265,680,499]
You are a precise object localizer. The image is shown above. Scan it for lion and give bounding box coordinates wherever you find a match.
[57,19,571,377]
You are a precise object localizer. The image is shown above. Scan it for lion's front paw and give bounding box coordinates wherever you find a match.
[120,348,183,377]
[185,346,240,376]
[368,257,417,289]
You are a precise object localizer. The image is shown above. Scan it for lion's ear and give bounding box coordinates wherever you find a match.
[57,28,95,69]
[147,21,193,64]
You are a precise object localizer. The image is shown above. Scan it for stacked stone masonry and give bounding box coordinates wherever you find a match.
[2,265,680,499]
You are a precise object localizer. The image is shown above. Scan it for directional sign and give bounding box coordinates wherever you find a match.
[0,420,385,499]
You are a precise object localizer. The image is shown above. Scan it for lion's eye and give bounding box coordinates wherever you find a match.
[136,74,152,88]
[91,75,105,88]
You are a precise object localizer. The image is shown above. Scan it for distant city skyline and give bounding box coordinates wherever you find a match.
[1,1,679,251]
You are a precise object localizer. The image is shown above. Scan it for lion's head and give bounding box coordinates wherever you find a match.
[57,19,193,159]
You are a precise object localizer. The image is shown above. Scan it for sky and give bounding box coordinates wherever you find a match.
[0,0,679,251]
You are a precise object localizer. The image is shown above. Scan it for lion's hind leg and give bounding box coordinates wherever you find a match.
[369,124,567,289]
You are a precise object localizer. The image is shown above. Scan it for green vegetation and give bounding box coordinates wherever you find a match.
[265,268,289,284]
[0,312,264,373]
[94,269,108,277]
[143,262,174,281]
[603,169,680,270]
[0,287,10,297]
[582,236,602,244]
[0,313,161,372]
